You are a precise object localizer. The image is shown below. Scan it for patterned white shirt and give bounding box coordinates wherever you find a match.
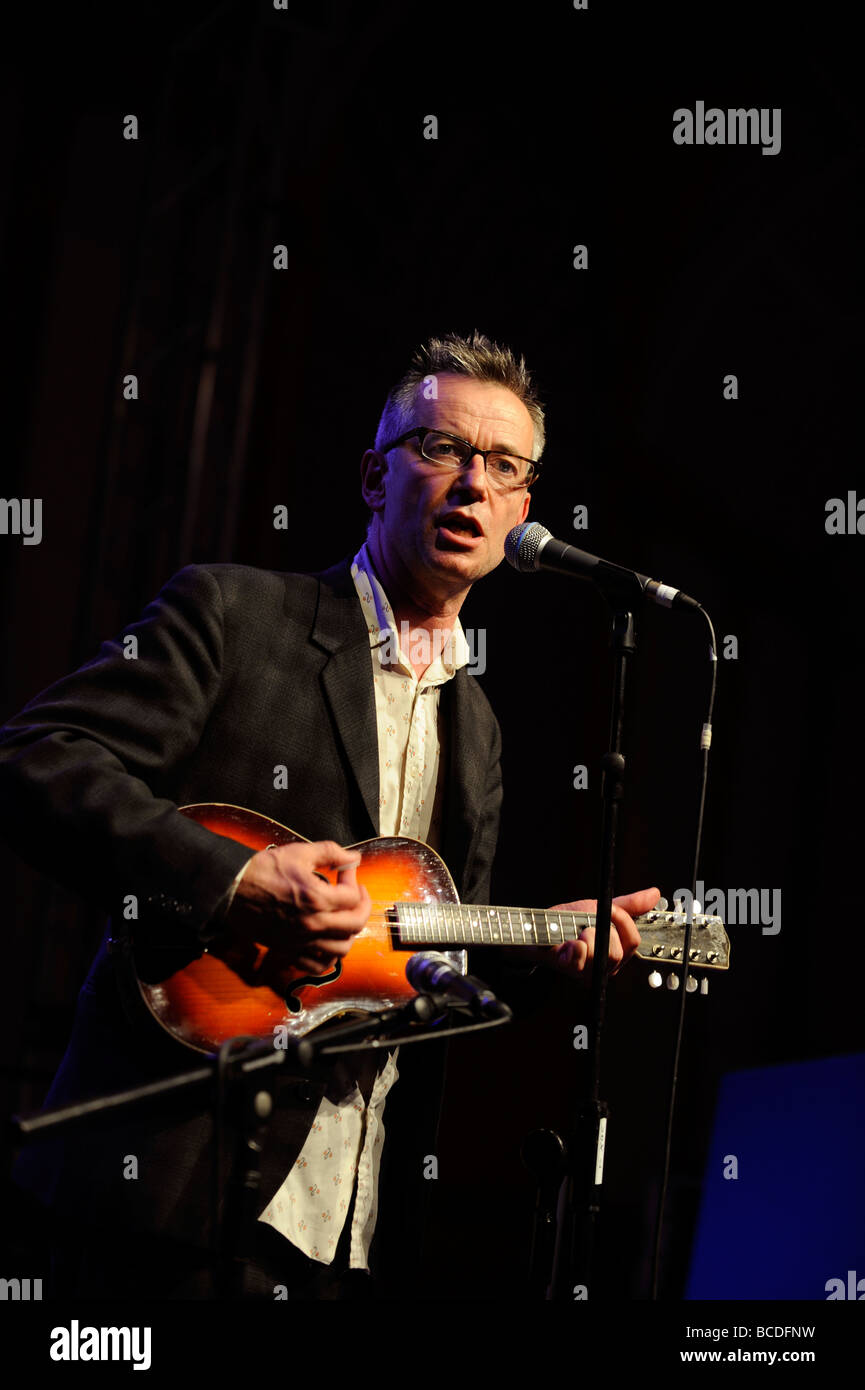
[257,544,468,1268]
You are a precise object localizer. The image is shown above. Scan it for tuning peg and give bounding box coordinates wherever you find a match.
[648,971,662,989]
[654,897,668,913]
[686,975,698,993]
[700,977,709,995]
[692,900,702,916]
[666,972,680,990]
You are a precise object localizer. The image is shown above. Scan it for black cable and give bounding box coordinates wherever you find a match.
[650,607,717,1299]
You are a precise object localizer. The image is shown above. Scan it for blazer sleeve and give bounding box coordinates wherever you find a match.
[0,564,255,946]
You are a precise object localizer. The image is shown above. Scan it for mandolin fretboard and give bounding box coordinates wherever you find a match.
[394,902,598,947]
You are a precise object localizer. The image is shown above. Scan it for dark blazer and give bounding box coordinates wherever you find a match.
[0,558,503,1252]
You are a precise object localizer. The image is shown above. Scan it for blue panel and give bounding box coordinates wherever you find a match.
[686,1052,865,1299]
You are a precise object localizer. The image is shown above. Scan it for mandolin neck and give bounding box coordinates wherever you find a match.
[394,902,596,948]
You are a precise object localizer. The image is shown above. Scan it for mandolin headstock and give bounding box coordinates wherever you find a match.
[634,898,730,992]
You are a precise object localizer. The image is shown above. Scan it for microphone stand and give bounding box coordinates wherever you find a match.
[12,988,510,1298]
[549,583,639,1300]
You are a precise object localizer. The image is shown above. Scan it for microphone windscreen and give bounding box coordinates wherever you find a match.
[505,521,551,572]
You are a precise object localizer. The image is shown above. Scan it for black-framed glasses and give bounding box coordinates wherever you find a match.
[380,427,541,490]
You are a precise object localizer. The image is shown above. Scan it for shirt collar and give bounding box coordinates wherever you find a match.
[350,541,470,678]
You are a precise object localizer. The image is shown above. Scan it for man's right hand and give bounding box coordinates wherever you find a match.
[219,840,371,979]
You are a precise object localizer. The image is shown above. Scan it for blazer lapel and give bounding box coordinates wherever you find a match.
[307,559,380,838]
[441,667,487,891]
[303,559,493,865]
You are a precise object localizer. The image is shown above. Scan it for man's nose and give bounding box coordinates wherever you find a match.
[449,450,488,495]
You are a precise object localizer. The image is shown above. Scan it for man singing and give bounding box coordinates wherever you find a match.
[0,330,657,1298]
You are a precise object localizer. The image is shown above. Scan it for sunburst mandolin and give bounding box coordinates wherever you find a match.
[120,803,730,1054]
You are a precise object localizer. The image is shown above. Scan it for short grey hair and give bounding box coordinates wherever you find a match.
[373,330,546,461]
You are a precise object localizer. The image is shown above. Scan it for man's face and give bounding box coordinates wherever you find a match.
[363,374,534,606]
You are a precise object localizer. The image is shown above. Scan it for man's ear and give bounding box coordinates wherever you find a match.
[360,449,387,513]
[518,490,531,526]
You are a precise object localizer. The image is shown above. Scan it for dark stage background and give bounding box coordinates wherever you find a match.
[1,0,863,1305]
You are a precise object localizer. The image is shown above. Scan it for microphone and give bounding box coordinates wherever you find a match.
[505,522,701,611]
[405,952,510,1020]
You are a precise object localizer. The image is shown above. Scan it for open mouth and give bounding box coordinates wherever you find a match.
[437,513,482,539]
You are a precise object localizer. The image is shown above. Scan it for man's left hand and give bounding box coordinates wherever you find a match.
[522,886,661,979]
